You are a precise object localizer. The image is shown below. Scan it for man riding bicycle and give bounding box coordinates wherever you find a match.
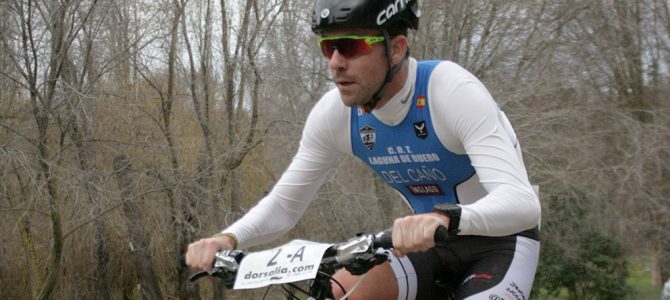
[187,0,541,299]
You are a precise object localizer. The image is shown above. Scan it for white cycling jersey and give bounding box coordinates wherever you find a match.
[663,279,670,300]
[225,58,540,249]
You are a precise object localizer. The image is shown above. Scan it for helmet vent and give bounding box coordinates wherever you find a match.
[336,7,351,21]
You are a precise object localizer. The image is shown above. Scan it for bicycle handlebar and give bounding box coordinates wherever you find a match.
[188,226,450,284]
[374,225,450,248]
[188,249,245,283]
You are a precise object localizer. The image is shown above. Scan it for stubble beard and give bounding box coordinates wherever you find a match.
[334,77,376,108]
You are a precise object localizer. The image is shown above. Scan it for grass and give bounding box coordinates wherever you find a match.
[626,257,664,300]
[534,256,664,300]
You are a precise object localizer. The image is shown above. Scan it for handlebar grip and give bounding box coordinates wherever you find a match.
[189,270,210,282]
[374,228,393,249]
[434,225,450,246]
[374,225,450,249]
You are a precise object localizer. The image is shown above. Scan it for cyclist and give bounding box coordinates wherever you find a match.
[186,0,541,299]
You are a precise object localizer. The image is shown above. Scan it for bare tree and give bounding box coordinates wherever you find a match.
[219,0,289,213]
[181,0,215,205]
[113,154,164,299]
[3,1,73,298]
[562,0,669,286]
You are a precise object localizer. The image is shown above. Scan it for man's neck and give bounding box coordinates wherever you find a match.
[368,58,417,126]
[373,58,411,110]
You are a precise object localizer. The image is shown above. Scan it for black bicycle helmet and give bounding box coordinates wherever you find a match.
[312,0,420,34]
[312,0,421,111]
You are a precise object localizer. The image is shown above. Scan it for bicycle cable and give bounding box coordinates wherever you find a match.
[281,282,308,299]
[262,285,273,299]
[338,273,366,300]
[329,275,347,296]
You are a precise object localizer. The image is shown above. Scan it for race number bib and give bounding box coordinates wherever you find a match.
[234,239,332,289]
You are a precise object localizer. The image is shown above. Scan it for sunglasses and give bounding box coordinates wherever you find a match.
[317,35,385,59]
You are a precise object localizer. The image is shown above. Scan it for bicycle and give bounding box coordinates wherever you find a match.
[189,227,450,300]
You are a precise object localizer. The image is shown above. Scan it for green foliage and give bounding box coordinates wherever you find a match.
[577,233,631,299]
[535,188,631,300]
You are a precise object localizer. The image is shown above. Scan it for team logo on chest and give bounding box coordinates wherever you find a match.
[414,121,429,139]
[359,125,376,150]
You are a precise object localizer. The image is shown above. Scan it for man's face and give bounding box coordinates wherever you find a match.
[320,29,388,107]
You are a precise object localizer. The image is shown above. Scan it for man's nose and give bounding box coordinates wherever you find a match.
[328,49,347,70]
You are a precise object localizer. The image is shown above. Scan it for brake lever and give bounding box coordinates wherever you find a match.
[189,267,223,282]
[343,252,388,275]
[334,233,375,265]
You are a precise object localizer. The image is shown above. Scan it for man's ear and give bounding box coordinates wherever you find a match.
[391,35,408,65]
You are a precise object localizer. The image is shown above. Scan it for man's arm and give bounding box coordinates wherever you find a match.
[218,90,353,249]
[429,62,540,236]
[185,90,349,270]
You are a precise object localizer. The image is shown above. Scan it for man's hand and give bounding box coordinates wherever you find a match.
[391,212,450,256]
[185,235,236,271]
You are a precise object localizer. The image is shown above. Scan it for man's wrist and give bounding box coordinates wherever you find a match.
[430,212,450,227]
[212,232,238,250]
[432,203,462,237]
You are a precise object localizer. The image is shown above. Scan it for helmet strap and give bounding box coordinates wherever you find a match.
[363,29,409,113]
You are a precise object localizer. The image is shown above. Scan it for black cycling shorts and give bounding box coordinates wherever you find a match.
[385,228,540,300]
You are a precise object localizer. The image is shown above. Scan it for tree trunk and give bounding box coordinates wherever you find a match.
[164,2,198,298]
[2,164,39,299]
[29,1,67,297]
[62,31,112,298]
[113,154,164,300]
[651,234,662,287]
[74,123,111,299]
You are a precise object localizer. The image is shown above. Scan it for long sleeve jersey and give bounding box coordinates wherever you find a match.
[225,58,540,249]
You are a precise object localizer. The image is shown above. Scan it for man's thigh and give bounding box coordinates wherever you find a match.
[331,235,540,300]
[457,237,540,300]
[331,259,399,300]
